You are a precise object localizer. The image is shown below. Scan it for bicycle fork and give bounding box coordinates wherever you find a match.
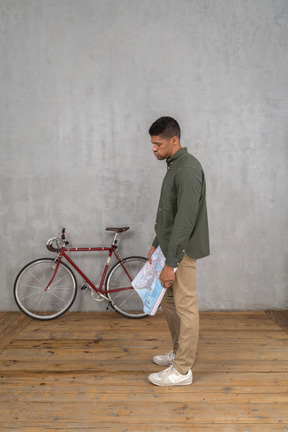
[43,255,62,291]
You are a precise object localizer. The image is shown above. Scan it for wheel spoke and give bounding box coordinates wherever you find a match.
[21,284,45,290]
[28,270,45,286]
[48,289,70,303]
[19,291,44,301]
[49,273,70,288]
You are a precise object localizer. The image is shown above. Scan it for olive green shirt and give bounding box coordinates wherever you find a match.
[152,147,210,267]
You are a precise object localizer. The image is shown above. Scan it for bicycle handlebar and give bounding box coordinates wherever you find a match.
[46,228,68,252]
[46,237,65,252]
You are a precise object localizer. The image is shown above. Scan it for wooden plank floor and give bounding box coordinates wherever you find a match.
[0,310,288,431]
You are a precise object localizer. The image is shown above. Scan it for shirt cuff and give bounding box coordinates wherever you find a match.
[165,252,185,268]
[152,237,159,249]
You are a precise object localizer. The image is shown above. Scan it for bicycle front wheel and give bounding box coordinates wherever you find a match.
[105,256,148,318]
[14,258,77,320]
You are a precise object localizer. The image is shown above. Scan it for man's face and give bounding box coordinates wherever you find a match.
[151,135,175,160]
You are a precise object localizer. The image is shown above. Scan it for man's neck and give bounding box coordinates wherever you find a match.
[168,144,182,159]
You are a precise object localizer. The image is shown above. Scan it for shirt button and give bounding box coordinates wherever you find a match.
[159,208,162,212]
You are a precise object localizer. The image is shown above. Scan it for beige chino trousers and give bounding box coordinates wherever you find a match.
[161,254,198,375]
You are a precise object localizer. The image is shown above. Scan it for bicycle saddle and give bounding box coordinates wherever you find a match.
[105,227,130,233]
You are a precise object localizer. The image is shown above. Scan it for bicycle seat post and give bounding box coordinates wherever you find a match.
[112,232,119,247]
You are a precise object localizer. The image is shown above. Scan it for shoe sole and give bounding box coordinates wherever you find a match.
[153,359,174,366]
[148,375,192,386]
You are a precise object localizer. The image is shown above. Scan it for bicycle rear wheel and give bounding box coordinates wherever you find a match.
[14,258,77,320]
[104,256,148,318]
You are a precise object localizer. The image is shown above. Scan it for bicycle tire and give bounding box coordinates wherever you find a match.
[104,256,148,318]
[14,258,77,320]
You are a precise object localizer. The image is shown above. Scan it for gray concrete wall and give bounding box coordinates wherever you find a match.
[1,0,287,311]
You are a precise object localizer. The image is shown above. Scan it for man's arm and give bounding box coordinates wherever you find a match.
[165,166,203,267]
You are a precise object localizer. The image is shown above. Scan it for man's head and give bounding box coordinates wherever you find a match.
[149,116,182,160]
[149,116,181,140]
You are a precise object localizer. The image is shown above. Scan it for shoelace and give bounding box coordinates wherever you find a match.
[162,365,174,376]
[166,351,175,362]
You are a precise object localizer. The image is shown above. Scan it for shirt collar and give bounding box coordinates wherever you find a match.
[166,147,187,165]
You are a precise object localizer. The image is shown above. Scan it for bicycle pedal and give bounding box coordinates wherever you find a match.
[81,283,88,290]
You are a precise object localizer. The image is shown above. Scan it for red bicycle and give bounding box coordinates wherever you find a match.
[14,227,148,320]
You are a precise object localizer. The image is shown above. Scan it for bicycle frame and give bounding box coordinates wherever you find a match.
[45,234,135,294]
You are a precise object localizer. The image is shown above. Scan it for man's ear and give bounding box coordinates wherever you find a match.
[171,136,180,147]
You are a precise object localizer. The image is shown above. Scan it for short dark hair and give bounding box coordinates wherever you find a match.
[149,116,181,139]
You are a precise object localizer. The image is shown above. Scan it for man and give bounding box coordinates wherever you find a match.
[147,116,209,386]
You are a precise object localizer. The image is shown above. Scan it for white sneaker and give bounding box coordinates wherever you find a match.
[153,350,175,366]
[148,365,193,386]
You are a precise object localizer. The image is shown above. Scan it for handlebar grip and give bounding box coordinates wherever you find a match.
[46,235,69,252]
[46,237,62,252]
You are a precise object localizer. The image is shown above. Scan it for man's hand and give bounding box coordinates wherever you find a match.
[147,246,156,264]
[159,264,175,289]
